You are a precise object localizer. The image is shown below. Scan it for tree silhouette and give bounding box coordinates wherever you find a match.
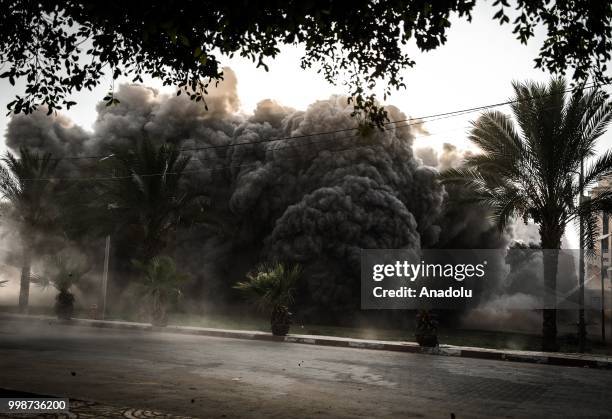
[1,1,610,126]
[97,139,206,262]
[0,148,58,312]
[441,78,612,351]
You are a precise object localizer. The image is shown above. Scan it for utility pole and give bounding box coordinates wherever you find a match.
[101,235,110,320]
[579,159,586,352]
[601,249,606,344]
[599,230,611,344]
[98,154,116,321]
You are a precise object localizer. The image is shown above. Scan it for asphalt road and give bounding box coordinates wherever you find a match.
[0,320,610,418]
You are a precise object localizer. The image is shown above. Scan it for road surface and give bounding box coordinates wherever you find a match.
[0,320,610,418]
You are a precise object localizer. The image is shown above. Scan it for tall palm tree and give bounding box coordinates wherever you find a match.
[0,147,58,312]
[98,139,205,262]
[441,78,612,351]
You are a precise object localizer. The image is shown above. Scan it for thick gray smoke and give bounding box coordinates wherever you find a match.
[3,68,530,324]
[6,110,90,156]
[3,71,447,319]
[415,143,506,250]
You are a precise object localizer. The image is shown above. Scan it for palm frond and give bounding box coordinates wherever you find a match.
[448,77,612,248]
[578,89,612,148]
[574,192,612,216]
[33,252,91,292]
[234,262,301,311]
[577,209,599,259]
[483,185,530,231]
[132,255,188,297]
[96,139,202,257]
[30,272,50,289]
[0,147,58,227]
[439,166,489,190]
[582,150,612,190]
[467,110,523,161]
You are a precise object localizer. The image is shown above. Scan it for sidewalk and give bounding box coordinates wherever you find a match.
[2,312,611,370]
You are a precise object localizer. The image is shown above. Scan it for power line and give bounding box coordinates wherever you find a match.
[11,98,588,183]
[383,81,608,126]
[33,97,589,176]
[11,89,608,182]
[10,81,608,163]
[22,133,371,182]
[12,117,486,181]
[17,116,459,181]
[167,81,606,154]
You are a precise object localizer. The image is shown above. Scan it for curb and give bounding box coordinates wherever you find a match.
[2,313,611,370]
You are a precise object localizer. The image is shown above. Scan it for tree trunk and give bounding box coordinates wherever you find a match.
[540,223,562,352]
[18,248,31,314]
[151,292,168,327]
[415,310,439,347]
[271,305,291,336]
[55,290,75,320]
[541,250,559,351]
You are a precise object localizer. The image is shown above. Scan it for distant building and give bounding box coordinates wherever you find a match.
[589,176,612,273]
[585,176,612,328]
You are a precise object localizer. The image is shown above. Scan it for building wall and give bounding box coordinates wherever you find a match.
[586,177,612,294]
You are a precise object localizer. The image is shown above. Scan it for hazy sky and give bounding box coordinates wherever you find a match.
[0,2,610,247]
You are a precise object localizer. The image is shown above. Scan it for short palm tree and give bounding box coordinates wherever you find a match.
[441,78,612,351]
[99,139,204,262]
[32,252,91,320]
[132,256,188,327]
[234,262,301,336]
[415,310,439,347]
[0,147,58,312]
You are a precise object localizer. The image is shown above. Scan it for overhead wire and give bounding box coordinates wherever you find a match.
[7,81,610,181]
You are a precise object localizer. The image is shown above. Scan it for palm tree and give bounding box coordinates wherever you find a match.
[32,251,91,320]
[234,262,301,336]
[98,139,205,262]
[441,78,612,351]
[132,256,188,326]
[415,310,439,347]
[0,147,58,313]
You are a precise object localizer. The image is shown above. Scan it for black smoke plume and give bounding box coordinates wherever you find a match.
[4,69,520,324]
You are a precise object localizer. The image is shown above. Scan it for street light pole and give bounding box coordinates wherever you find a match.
[98,154,115,321]
[602,251,606,345]
[101,235,111,320]
[608,266,612,345]
[579,159,586,352]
